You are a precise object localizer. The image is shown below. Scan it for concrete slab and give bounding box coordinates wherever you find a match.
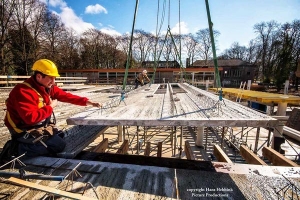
[67,83,278,127]
[0,156,298,199]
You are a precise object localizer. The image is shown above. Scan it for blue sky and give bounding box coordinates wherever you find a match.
[41,0,299,54]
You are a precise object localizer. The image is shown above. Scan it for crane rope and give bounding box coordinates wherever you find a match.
[122,0,139,91]
[150,0,186,83]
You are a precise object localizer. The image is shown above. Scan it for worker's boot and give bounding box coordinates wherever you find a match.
[0,140,19,163]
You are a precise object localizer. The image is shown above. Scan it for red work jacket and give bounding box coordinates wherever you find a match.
[5,76,89,133]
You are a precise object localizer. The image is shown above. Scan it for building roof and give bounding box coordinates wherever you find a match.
[192,59,252,67]
[59,67,223,73]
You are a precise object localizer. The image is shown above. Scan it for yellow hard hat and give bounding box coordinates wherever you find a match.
[32,59,60,77]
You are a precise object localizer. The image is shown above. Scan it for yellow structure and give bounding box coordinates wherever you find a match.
[212,88,300,105]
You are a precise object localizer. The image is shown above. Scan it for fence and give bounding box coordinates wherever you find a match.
[0,76,88,86]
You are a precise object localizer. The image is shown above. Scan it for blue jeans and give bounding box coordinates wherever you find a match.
[18,134,66,157]
[135,79,141,89]
[9,128,66,157]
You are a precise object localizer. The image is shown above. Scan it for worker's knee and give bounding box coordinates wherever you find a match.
[18,135,66,157]
[46,135,66,153]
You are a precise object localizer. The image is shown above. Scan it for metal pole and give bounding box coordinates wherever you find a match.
[221,127,225,148]
[179,126,183,158]
[254,127,260,154]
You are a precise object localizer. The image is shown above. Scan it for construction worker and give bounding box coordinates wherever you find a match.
[1,59,102,159]
[135,69,150,89]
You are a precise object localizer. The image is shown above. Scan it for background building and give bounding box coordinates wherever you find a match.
[192,59,257,88]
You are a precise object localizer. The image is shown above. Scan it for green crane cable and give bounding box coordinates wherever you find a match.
[167,27,185,79]
[150,0,166,84]
[205,0,221,90]
[150,0,185,83]
[122,0,139,91]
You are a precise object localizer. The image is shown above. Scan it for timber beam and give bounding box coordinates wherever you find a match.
[213,144,232,163]
[240,145,267,165]
[184,141,195,160]
[262,146,299,167]
[92,138,108,153]
[116,140,129,154]
[144,142,151,156]
[157,142,162,157]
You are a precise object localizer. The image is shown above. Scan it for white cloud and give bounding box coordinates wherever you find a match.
[85,4,108,14]
[49,0,67,8]
[60,7,94,35]
[39,0,108,35]
[171,21,189,34]
[100,27,121,36]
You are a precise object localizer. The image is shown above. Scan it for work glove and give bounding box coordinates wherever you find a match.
[43,126,54,136]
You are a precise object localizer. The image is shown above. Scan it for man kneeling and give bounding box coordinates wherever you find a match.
[2,59,101,158]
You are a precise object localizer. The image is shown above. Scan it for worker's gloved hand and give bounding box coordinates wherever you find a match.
[43,126,54,136]
[86,100,102,108]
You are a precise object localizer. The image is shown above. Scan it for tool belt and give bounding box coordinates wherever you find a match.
[28,124,58,138]
[16,124,59,146]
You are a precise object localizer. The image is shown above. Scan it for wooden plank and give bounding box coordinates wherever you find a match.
[0,81,23,84]
[116,140,128,154]
[0,75,29,78]
[92,138,108,153]
[240,145,267,165]
[0,80,87,84]
[56,77,88,79]
[144,142,151,156]
[0,76,87,79]
[157,142,162,157]
[184,141,195,160]
[0,76,88,85]
[262,146,299,167]
[7,177,97,200]
[213,144,232,163]
[55,80,87,83]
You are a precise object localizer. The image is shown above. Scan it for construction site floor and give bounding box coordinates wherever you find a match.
[0,85,299,199]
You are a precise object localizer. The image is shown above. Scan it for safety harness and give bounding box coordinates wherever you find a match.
[6,82,55,134]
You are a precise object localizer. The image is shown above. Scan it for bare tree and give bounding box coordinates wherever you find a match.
[253,21,280,83]
[182,34,198,67]
[27,0,48,60]
[290,20,300,90]
[222,42,248,60]
[0,0,17,74]
[40,11,67,63]
[132,30,154,64]
[195,28,220,62]
[56,28,81,70]
[79,29,126,69]
[9,0,39,75]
